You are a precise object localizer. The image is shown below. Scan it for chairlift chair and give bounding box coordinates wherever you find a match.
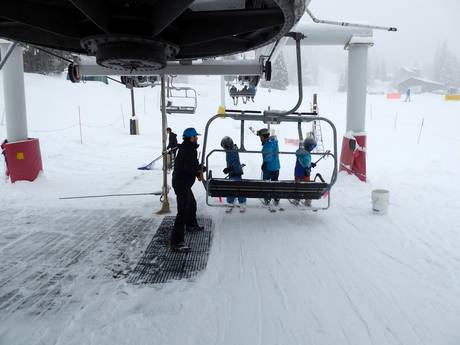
[200,110,338,211]
[165,86,198,114]
[201,32,338,211]
[228,75,259,105]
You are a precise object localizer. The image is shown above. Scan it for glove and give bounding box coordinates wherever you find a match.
[197,164,207,172]
[310,162,316,168]
[223,167,230,174]
[261,162,267,171]
[197,169,204,181]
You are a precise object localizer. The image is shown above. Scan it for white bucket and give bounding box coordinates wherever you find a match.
[371,189,390,214]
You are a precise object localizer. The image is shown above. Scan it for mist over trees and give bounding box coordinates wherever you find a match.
[260,53,289,90]
[22,46,73,74]
[431,42,460,87]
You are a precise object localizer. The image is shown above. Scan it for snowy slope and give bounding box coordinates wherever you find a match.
[1,73,460,345]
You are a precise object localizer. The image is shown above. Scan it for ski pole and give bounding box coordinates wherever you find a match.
[59,191,166,200]
[313,150,331,164]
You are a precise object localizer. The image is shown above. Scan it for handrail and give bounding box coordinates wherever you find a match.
[205,149,335,189]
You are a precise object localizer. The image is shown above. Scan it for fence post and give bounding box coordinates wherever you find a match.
[417,118,424,144]
[78,106,83,144]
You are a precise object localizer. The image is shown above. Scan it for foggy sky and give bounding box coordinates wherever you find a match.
[306,0,460,67]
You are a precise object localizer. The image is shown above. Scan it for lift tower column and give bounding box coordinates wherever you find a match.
[1,41,43,183]
[340,37,373,182]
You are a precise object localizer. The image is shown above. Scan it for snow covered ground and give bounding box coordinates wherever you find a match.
[1,73,460,345]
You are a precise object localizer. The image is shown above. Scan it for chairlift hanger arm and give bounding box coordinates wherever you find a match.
[263,32,304,117]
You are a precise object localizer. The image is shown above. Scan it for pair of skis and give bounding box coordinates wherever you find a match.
[260,200,285,213]
[225,204,246,214]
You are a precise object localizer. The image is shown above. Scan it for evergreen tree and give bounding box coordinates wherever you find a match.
[301,56,318,86]
[260,53,289,90]
[22,46,72,74]
[432,42,458,87]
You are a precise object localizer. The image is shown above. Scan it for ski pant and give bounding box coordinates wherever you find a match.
[226,175,246,205]
[295,175,311,204]
[168,148,177,170]
[263,170,280,204]
[171,186,198,245]
[295,175,310,182]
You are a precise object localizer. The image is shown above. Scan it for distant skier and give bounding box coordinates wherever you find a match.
[293,137,317,206]
[221,136,246,213]
[229,85,238,105]
[171,127,205,253]
[248,84,256,102]
[257,128,281,206]
[405,88,411,102]
[166,127,178,170]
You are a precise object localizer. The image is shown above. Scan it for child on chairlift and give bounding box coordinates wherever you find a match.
[221,136,247,213]
[294,135,317,206]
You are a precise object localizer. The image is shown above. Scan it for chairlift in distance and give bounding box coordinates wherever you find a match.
[228,76,259,105]
[165,76,198,115]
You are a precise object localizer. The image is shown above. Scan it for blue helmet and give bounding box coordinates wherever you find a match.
[183,127,200,138]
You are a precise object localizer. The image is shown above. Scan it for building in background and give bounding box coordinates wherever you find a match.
[397,77,446,94]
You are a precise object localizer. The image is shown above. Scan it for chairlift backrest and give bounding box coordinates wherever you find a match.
[165,86,198,114]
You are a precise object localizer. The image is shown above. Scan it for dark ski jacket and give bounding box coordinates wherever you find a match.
[167,132,178,150]
[172,140,200,191]
[225,145,243,177]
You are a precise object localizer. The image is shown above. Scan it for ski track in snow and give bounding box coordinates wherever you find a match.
[0,74,460,344]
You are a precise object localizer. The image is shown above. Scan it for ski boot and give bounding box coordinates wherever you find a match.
[186,225,205,232]
[225,202,235,213]
[171,241,190,253]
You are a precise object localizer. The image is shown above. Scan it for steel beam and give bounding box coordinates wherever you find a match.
[77,60,264,77]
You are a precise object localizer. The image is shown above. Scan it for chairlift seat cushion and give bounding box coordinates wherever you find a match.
[166,106,196,114]
[207,178,329,200]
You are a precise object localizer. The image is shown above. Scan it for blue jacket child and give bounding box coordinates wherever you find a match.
[257,128,281,205]
[261,136,280,173]
[295,148,312,181]
[221,137,246,207]
[295,137,317,181]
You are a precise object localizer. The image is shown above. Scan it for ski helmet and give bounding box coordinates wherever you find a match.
[183,127,200,138]
[220,136,234,150]
[257,128,270,138]
[303,137,317,152]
